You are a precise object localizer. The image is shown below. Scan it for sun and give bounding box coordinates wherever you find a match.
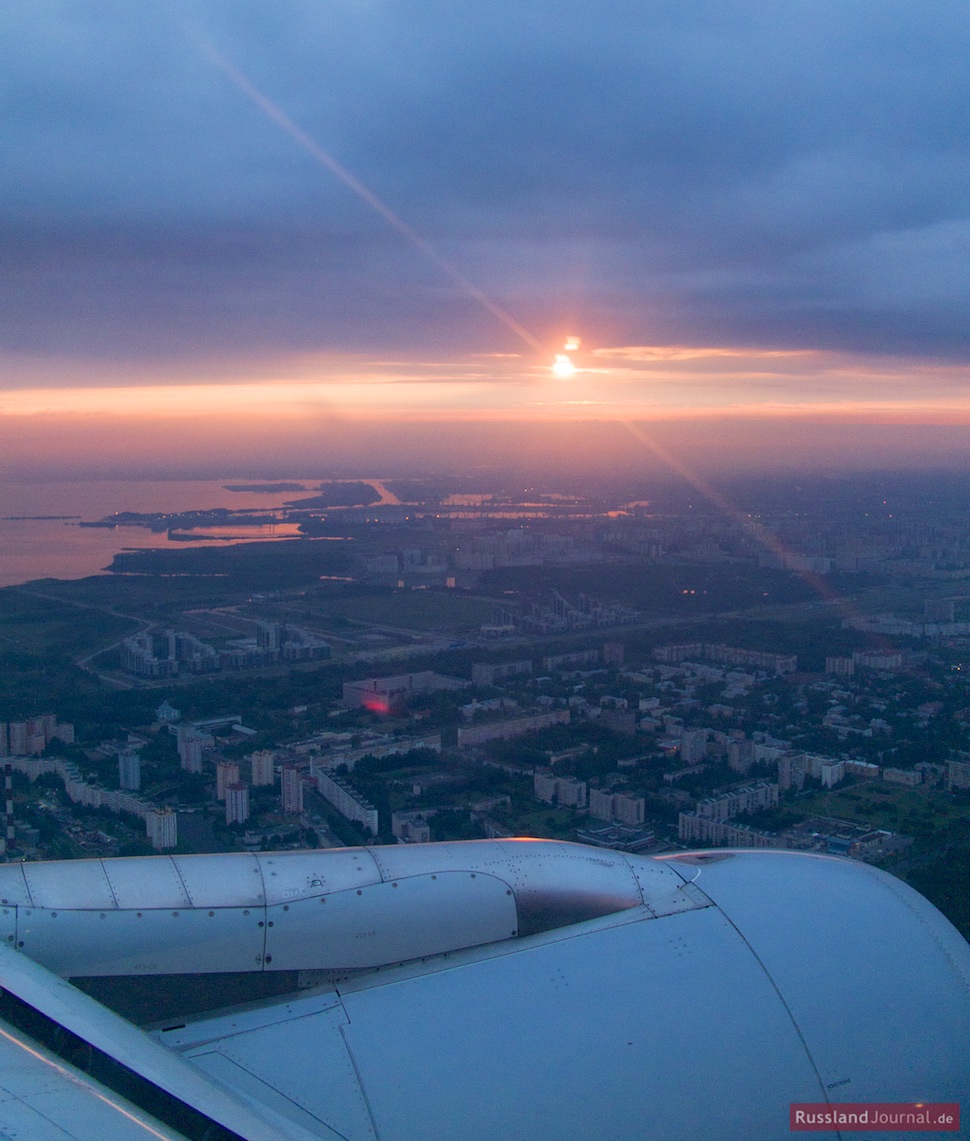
[552,354,576,379]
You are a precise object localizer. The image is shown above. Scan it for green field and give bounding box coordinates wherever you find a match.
[482,559,824,615]
[794,782,966,835]
[311,590,495,632]
[107,538,355,587]
[9,572,268,624]
[0,588,136,657]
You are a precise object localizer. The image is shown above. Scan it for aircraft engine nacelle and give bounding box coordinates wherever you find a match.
[0,840,695,975]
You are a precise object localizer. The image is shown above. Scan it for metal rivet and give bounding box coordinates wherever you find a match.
[392,882,398,888]
[243,909,250,916]
[268,921,273,927]
[172,911,179,917]
[283,905,289,911]
[208,911,214,917]
[357,890,362,896]
[264,954,272,963]
[258,921,264,927]
[50,912,57,918]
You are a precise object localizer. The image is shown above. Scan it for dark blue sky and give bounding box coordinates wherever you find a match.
[5,0,970,368]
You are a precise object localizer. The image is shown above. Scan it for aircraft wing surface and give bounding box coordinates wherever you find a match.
[0,1013,185,1141]
[159,902,827,1141]
[0,843,965,1140]
[0,938,322,1141]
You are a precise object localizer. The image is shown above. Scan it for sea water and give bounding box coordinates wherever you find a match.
[0,478,316,588]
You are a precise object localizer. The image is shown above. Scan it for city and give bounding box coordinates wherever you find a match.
[1,471,967,944]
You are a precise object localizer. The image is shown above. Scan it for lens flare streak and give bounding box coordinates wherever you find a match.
[194,37,544,355]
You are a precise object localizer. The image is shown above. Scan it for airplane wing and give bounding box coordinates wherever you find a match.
[0,1011,185,1141]
[0,936,322,1140]
[0,842,965,1140]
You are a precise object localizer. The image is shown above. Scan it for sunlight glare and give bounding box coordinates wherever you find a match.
[553,354,576,379]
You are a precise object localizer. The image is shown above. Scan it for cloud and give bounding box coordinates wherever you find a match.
[3,1,970,369]
[590,345,813,363]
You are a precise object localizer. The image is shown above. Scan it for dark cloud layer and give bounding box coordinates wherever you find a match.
[4,1,970,365]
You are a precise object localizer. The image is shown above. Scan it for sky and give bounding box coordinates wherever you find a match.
[4,1,970,478]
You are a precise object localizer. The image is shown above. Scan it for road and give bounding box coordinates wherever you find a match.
[10,585,156,689]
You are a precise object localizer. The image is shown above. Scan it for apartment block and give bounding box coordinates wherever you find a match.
[146,809,177,851]
[225,782,250,826]
[315,769,379,835]
[534,770,588,809]
[588,789,645,825]
[695,782,779,821]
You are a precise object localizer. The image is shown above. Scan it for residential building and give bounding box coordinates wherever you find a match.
[947,758,970,791]
[588,789,645,825]
[679,728,709,764]
[118,749,141,792]
[695,782,779,821]
[457,710,570,748]
[178,734,205,774]
[53,722,75,745]
[654,644,796,673]
[146,809,177,851]
[392,811,432,844]
[225,782,250,825]
[844,760,881,780]
[533,770,587,809]
[882,767,921,786]
[819,759,845,789]
[541,650,599,671]
[250,750,276,787]
[315,769,379,835]
[727,739,755,774]
[679,812,786,847]
[852,650,903,671]
[471,660,532,686]
[8,723,29,756]
[322,733,442,772]
[216,761,240,801]
[281,764,304,814]
[778,754,806,791]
